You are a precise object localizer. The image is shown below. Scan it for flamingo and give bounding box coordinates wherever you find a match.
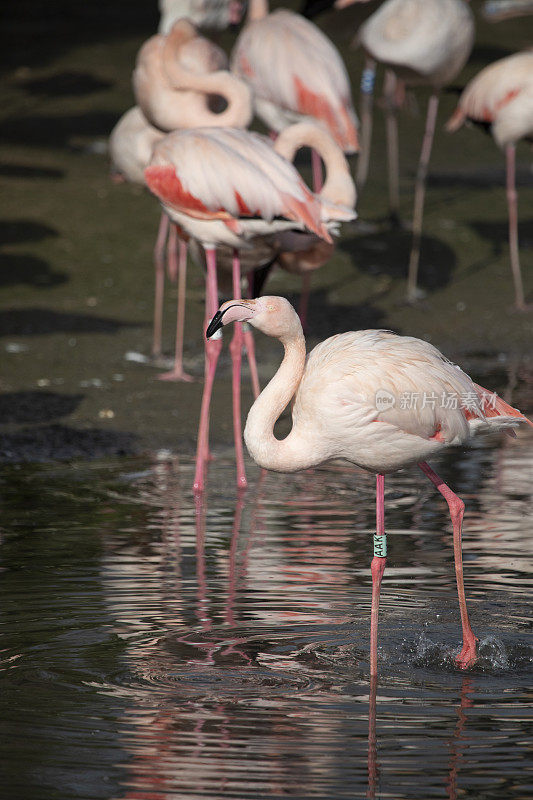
[230,0,359,190]
[144,126,343,493]
[205,295,533,676]
[447,49,533,312]
[356,0,475,299]
[158,0,244,34]
[273,120,357,328]
[131,19,253,380]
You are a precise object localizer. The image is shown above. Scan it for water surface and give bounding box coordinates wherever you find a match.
[1,427,532,800]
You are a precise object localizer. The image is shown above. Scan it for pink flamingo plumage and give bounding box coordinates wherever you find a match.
[447,49,533,311]
[144,127,338,493]
[231,0,359,190]
[130,19,252,381]
[206,295,533,676]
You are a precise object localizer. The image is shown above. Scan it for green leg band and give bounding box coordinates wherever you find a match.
[373,534,387,558]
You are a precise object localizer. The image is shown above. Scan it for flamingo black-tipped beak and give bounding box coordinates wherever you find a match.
[206,310,224,339]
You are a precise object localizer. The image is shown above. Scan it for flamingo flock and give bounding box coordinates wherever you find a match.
[107,0,532,677]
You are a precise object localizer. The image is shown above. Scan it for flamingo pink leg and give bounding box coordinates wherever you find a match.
[229,249,248,489]
[506,144,527,311]
[418,461,478,668]
[406,91,440,302]
[158,235,195,382]
[152,213,169,358]
[193,247,222,494]
[370,473,387,677]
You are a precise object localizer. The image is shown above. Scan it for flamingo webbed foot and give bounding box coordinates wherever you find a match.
[455,634,478,670]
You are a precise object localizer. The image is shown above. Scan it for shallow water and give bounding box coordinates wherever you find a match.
[1,427,532,800]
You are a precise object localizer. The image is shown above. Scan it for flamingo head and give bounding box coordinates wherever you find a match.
[206,296,302,341]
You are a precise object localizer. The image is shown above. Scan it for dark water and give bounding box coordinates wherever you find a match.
[1,431,532,800]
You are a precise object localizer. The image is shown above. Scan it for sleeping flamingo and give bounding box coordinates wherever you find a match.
[206,295,533,676]
[356,0,474,299]
[447,49,533,311]
[131,19,253,380]
[231,0,359,189]
[144,127,341,492]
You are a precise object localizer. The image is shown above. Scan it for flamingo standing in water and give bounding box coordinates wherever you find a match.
[206,295,533,675]
[356,0,474,299]
[145,127,344,492]
[447,49,533,311]
[132,19,252,380]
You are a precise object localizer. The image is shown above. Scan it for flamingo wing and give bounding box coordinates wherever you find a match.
[232,10,358,152]
[295,331,530,446]
[447,50,533,145]
[145,128,332,240]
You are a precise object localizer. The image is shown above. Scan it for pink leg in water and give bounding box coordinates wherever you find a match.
[419,461,478,668]
[193,247,222,494]
[158,235,194,382]
[230,249,247,489]
[311,148,323,193]
[152,213,169,358]
[370,473,387,678]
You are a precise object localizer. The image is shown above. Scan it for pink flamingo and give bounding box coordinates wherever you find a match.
[132,19,253,380]
[133,19,252,134]
[273,120,357,328]
[447,49,533,311]
[356,0,474,299]
[231,0,359,190]
[144,127,338,493]
[206,295,533,676]
[158,0,244,34]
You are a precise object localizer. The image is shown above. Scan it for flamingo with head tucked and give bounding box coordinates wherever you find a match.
[130,19,252,380]
[144,126,345,492]
[206,294,533,676]
[447,49,533,311]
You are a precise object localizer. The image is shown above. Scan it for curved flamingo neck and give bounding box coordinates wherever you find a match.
[275,123,356,208]
[247,0,269,22]
[244,328,317,473]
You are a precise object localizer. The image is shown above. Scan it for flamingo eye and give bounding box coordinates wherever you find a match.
[267,305,274,311]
